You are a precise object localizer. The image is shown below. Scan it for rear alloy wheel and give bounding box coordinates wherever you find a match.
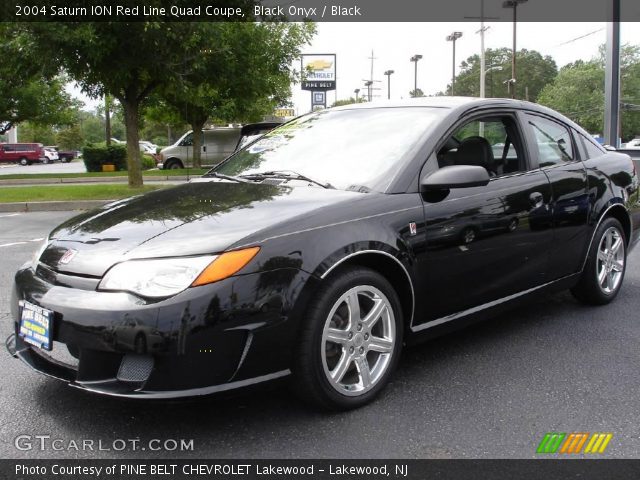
[571,217,626,305]
[293,267,403,410]
[19,157,29,166]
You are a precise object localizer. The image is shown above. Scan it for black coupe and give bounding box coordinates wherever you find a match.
[9,98,640,410]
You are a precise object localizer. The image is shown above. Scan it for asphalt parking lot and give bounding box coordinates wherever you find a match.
[0,211,639,459]
[0,160,87,175]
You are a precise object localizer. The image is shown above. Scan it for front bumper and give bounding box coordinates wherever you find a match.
[9,264,314,398]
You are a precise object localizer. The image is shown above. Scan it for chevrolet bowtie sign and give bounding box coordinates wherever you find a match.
[301,54,336,91]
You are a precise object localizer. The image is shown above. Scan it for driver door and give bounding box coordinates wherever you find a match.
[416,112,554,323]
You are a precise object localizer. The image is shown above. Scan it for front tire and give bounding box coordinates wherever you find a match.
[19,157,29,166]
[292,266,403,410]
[165,159,183,170]
[571,217,627,305]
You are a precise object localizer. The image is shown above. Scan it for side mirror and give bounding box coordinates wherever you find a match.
[421,165,491,191]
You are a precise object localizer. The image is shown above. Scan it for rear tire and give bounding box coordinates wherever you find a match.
[292,266,403,410]
[19,157,29,166]
[571,217,627,305]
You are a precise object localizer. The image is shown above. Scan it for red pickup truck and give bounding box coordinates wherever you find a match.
[0,143,47,166]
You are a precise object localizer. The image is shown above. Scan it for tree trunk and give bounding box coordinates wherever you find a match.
[191,120,207,169]
[105,95,111,146]
[122,98,143,187]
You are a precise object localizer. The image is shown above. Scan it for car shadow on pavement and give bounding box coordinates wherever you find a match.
[23,289,626,458]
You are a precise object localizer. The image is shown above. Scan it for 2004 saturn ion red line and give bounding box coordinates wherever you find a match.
[8,98,640,410]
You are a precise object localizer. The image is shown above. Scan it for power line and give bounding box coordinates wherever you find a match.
[555,28,604,47]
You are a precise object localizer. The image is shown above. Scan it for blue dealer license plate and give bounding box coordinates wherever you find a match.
[19,300,53,351]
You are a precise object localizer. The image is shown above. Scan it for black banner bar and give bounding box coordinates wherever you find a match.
[1,0,640,22]
[2,459,640,480]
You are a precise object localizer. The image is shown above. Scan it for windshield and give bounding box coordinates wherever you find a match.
[213,107,445,192]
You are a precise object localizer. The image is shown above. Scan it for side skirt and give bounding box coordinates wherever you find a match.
[407,273,580,344]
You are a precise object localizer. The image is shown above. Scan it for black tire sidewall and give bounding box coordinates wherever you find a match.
[294,266,404,410]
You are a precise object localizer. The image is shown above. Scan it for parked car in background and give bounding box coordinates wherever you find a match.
[623,138,640,149]
[0,143,47,165]
[42,147,59,164]
[158,127,241,169]
[139,140,158,154]
[45,146,76,163]
[9,98,640,410]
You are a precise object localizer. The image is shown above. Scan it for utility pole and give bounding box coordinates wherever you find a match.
[604,0,621,147]
[354,88,360,102]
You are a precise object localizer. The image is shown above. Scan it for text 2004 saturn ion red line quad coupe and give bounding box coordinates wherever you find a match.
[8,97,640,410]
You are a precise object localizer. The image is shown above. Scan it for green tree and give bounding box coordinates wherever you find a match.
[17,18,224,186]
[538,45,640,140]
[0,25,77,134]
[449,48,557,101]
[410,88,424,98]
[17,122,57,145]
[159,22,315,167]
[56,125,85,150]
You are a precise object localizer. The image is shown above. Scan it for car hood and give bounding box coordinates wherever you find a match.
[40,181,361,277]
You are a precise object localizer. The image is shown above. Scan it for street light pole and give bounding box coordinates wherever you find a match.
[364,81,373,102]
[354,88,360,102]
[384,70,394,99]
[446,32,463,96]
[409,54,422,96]
[503,0,527,99]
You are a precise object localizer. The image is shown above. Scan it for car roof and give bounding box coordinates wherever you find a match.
[330,96,554,114]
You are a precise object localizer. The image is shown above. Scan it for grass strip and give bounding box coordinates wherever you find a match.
[0,184,164,203]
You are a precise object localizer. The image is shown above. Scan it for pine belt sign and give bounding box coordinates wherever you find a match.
[301,54,336,91]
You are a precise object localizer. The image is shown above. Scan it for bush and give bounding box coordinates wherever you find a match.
[141,154,156,170]
[82,144,127,172]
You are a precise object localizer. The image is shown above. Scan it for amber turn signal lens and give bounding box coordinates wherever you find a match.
[191,247,260,286]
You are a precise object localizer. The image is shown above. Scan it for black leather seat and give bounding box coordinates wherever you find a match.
[453,136,496,175]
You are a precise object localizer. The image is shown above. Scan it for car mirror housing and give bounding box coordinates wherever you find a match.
[421,165,491,191]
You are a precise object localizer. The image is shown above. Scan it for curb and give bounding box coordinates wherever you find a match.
[0,175,191,186]
[0,200,111,212]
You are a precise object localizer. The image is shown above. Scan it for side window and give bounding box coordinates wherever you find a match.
[437,116,525,176]
[525,114,574,167]
[579,133,606,159]
[179,133,193,147]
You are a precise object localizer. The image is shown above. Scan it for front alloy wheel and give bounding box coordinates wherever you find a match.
[293,266,403,410]
[321,285,395,396]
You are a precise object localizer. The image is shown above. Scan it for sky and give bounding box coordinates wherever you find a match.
[69,22,640,116]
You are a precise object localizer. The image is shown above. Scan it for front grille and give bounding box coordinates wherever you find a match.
[36,264,100,291]
[32,341,79,370]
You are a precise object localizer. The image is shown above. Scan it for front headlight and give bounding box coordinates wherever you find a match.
[98,247,260,298]
[31,238,49,270]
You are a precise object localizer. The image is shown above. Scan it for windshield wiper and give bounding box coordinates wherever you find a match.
[240,170,334,189]
[204,172,251,183]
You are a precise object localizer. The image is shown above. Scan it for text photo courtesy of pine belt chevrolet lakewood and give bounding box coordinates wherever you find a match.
[7,97,640,410]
